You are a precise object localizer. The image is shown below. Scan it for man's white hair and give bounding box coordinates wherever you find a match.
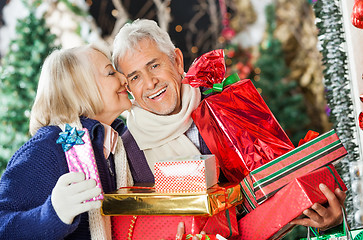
[112,19,176,72]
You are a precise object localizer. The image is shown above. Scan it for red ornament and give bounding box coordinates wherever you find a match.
[352,0,363,29]
[226,49,235,58]
[360,94,363,102]
[221,27,236,41]
[219,0,235,41]
[359,112,363,130]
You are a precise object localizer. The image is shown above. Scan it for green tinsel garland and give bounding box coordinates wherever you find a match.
[313,0,360,228]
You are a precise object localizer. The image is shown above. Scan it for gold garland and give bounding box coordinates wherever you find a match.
[274,0,331,133]
[229,0,256,33]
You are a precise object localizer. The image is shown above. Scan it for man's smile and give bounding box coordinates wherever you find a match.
[147,86,167,100]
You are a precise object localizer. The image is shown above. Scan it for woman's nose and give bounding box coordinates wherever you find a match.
[118,73,127,85]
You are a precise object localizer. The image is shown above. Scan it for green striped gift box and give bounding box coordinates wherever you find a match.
[241,129,347,207]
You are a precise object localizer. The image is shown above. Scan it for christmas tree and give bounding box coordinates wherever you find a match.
[252,4,310,146]
[0,1,57,174]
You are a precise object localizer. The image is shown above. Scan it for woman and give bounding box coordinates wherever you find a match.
[0,44,133,239]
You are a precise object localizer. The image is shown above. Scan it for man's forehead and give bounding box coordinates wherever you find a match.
[118,42,165,74]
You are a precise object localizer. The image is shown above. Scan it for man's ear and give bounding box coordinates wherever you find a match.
[174,48,184,75]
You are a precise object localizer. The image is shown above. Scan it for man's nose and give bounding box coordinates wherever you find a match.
[144,72,158,89]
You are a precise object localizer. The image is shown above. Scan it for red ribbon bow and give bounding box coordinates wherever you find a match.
[298,130,320,147]
[182,49,226,88]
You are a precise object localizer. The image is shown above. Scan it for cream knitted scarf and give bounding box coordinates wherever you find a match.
[60,120,134,240]
[126,84,202,172]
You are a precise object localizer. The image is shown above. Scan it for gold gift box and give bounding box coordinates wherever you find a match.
[101,183,243,216]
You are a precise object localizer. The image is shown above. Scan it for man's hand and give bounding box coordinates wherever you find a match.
[290,183,346,231]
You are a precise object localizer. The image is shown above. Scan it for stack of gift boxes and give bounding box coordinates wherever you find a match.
[103,155,243,240]
[181,49,348,239]
[61,49,349,240]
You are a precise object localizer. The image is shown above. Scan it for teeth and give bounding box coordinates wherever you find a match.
[148,87,166,99]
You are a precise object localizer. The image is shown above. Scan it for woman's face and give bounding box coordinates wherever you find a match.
[89,49,131,125]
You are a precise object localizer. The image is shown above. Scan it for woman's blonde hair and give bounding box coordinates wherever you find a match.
[29,44,111,135]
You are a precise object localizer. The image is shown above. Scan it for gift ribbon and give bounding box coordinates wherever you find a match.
[298,130,320,147]
[225,209,232,238]
[127,215,137,240]
[203,73,240,95]
[326,165,343,191]
[183,49,225,88]
[56,123,85,152]
[208,184,243,214]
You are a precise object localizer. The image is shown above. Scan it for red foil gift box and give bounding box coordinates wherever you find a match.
[111,208,238,240]
[191,79,294,182]
[237,165,347,240]
[184,50,294,182]
[183,50,294,182]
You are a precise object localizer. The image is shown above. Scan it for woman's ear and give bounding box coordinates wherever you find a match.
[174,48,184,75]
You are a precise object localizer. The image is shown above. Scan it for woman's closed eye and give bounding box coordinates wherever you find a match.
[108,70,116,76]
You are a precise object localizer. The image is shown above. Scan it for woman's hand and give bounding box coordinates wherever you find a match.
[51,172,102,224]
[290,184,346,230]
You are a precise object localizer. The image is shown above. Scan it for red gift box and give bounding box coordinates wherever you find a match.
[191,79,294,182]
[237,165,347,240]
[111,208,238,240]
[239,130,347,213]
[184,50,294,182]
[241,129,347,207]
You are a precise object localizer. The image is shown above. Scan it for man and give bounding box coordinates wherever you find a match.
[113,19,346,231]
[112,19,211,184]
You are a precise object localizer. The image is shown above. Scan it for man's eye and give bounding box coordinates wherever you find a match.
[108,71,116,76]
[131,75,139,81]
[151,64,159,69]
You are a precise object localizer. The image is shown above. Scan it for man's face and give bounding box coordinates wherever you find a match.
[117,39,184,115]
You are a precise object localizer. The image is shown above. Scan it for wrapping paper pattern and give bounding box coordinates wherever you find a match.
[238,165,347,240]
[246,129,347,205]
[64,128,103,201]
[192,79,294,182]
[154,155,218,192]
[240,175,257,214]
[111,208,238,240]
[101,183,243,216]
